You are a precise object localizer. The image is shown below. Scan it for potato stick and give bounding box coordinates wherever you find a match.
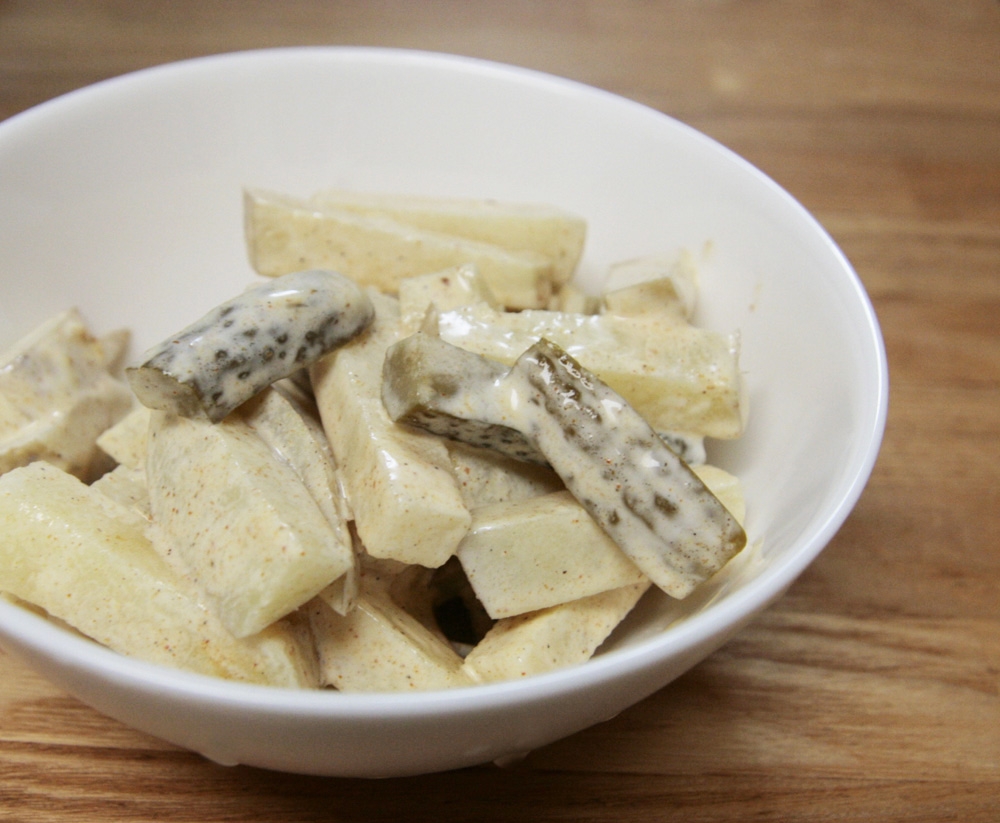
[0,462,318,687]
[308,586,474,691]
[146,409,354,638]
[463,582,650,683]
[396,264,498,334]
[240,385,358,615]
[457,491,647,618]
[0,309,133,480]
[311,291,471,568]
[244,188,556,310]
[434,301,746,439]
[309,188,586,287]
[96,404,151,471]
[600,252,699,320]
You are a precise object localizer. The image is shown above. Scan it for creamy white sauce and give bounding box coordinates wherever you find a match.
[128,270,373,421]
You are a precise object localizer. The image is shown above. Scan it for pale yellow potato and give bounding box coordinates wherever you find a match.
[457,490,648,619]
[0,383,133,482]
[547,281,601,314]
[90,463,150,519]
[308,585,474,692]
[454,466,740,622]
[309,188,587,287]
[240,385,358,615]
[0,309,119,426]
[462,581,651,683]
[0,462,318,687]
[97,327,131,373]
[0,309,133,480]
[435,301,747,439]
[310,291,471,568]
[244,188,555,310]
[96,404,151,471]
[397,263,498,334]
[446,439,563,510]
[602,277,693,321]
[146,409,354,638]
[600,251,699,319]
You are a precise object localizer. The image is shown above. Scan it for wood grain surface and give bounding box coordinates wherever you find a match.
[1,2,998,821]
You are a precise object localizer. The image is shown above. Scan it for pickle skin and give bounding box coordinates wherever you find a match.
[127,270,374,422]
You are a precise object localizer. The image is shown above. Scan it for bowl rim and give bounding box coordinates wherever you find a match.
[0,45,889,714]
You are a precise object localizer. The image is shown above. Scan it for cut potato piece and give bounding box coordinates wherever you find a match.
[458,464,744,619]
[0,309,133,480]
[548,282,600,314]
[0,462,318,687]
[600,252,699,320]
[0,309,121,427]
[308,586,474,691]
[397,264,499,334]
[244,188,556,310]
[0,384,133,482]
[90,463,150,519]
[446,440,563,510]
[311,291,470,568]
[239,385,359,615]
[308,188,587,286]
[434,301,747,439]
[462,581,650,682]
[146,409,354,638]
[98,327,131,373]
[96,404,151,471]
[457,491,647,618]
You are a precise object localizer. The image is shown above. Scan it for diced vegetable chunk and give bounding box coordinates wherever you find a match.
[308,586,474,691]
[434,301,746,439]
[463,582,650,682]
[0,309,133,481]
[244,189,557,310]
[307,188,586,286]
[146,407,354,638]
[457,491,647,618]
[311,292,471,568]
[0,462,318,686]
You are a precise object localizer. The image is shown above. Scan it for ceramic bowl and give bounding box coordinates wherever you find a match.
[0,48,887,777]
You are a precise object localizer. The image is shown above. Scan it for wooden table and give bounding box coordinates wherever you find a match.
[1,2,998,820]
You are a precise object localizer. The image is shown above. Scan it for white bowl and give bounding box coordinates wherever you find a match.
[0,48,887,777]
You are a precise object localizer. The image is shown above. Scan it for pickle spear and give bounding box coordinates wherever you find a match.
[381,332,546,465]
[382,334,747,598]
[127,269,373,422]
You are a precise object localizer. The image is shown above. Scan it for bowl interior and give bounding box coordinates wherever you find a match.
[0,48,886,717]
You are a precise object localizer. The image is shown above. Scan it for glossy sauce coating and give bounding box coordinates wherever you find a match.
[127,270,373,421]
[382,334,746,597]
